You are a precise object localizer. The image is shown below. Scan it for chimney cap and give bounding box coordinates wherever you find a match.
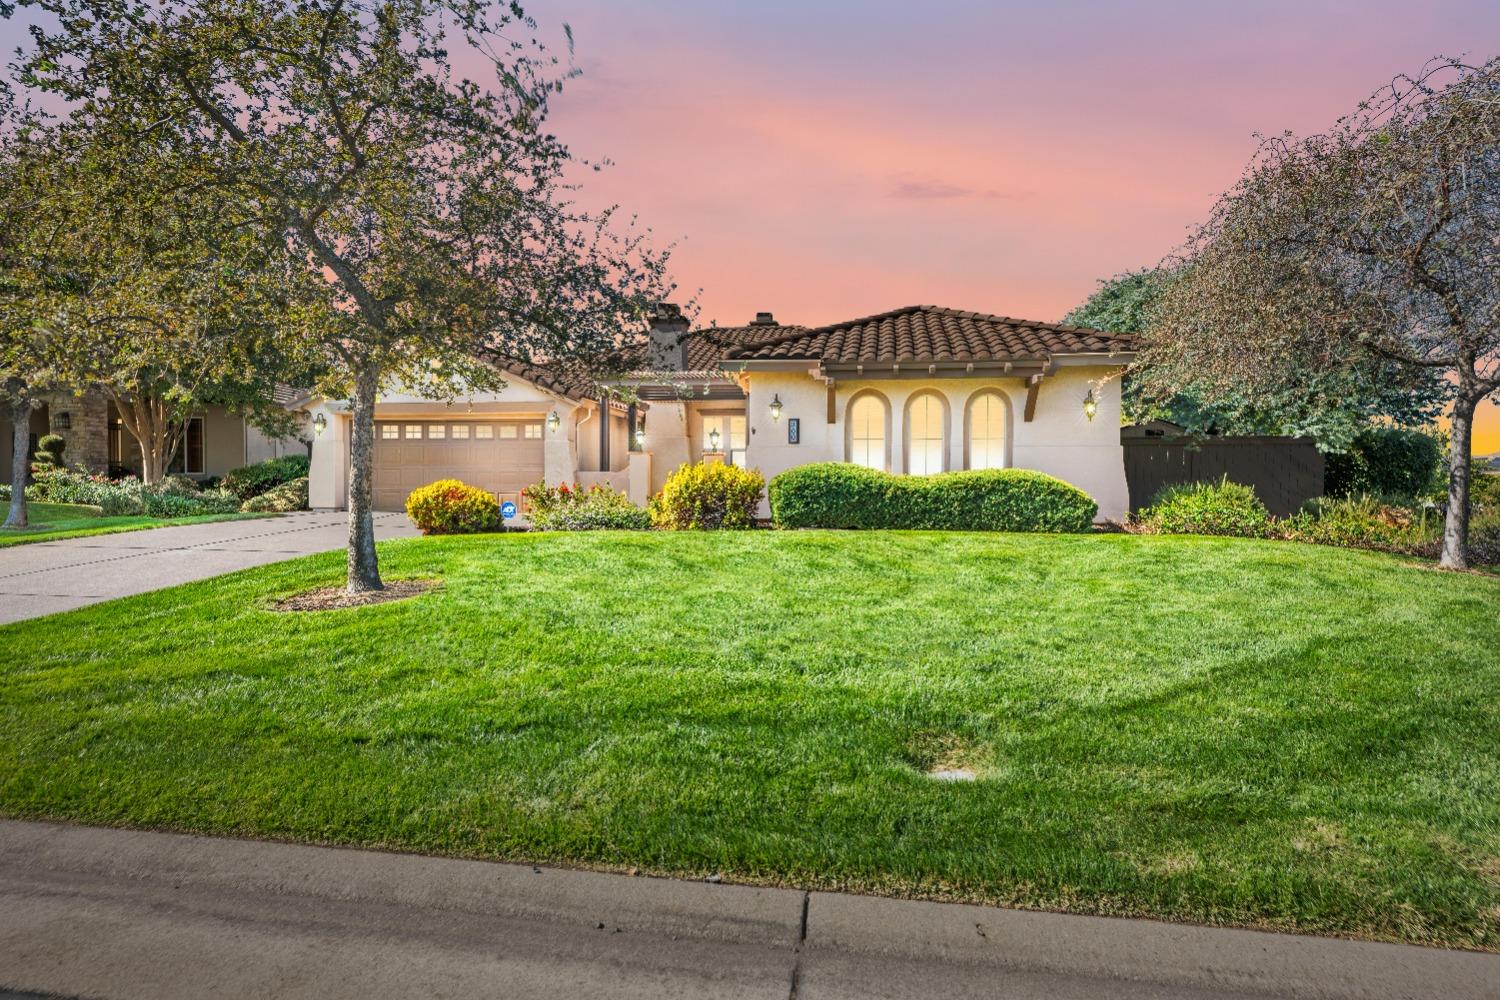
[648,302,688,327]
[750,311,777,326]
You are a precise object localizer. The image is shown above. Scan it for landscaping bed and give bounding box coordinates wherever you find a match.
[0,531,1497,949]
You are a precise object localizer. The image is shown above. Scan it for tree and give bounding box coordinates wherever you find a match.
[1065,268,1448,449]
[1141,58,1499,568]
[18,1,674,591]
[0,103,67,529]
[34,131,322,484]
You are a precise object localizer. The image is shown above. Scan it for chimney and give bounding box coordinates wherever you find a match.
[647,301,691,370]
[749,311,777,326]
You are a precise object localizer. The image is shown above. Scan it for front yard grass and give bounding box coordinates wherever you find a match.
[1,531,1497,948]
[0,501,262,547]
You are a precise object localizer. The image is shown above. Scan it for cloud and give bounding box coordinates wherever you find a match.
[890,177,1035,202]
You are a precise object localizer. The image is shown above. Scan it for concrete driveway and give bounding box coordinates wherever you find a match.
[0,511,420,625]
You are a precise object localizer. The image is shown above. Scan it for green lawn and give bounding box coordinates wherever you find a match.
[0,501,261,546]
[1,531,1497,949]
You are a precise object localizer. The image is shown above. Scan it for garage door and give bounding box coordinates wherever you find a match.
[373,420,544,512]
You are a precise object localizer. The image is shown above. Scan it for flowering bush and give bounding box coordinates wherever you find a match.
[522,481,649,531]
[651,462,764,530]
[405,479,501,534]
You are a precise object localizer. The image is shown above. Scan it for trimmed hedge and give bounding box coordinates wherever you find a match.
[768,463,1097,532]
[405,479,501,534]
[223,454,311,500]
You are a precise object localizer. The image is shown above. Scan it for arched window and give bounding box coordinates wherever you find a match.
[966,391,1009,470]
[847,393,888,470]
[905,392,947,475]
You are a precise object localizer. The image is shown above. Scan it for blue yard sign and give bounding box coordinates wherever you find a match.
[500,500,518,520]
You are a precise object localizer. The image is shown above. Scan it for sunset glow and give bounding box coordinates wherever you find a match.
[529,0,1500,452]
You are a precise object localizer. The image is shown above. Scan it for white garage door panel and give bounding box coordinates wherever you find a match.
[372,421,544,512]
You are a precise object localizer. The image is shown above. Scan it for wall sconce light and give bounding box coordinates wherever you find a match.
[634,424,646,449]
[1082,388,1099,422]
[769,394,783,422]
[546,410,561,433]
[313,413,327,436]
[55,412,72,430]
[708,427,721,452]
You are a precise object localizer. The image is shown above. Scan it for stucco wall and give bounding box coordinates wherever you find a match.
[741,367,1128,521]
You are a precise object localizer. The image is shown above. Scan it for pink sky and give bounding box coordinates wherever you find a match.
[3,3,1496,449]
[530,0,1500,452]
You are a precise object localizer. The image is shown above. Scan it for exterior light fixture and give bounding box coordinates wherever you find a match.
[708,427,721,452]
[634,425,646,449]
[546,410,560,433]
[1082,388,1099,422]
[313,413,327,436]
[769,393,784,422]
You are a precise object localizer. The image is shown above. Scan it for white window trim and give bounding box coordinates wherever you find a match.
[844,391,891,472]
[963,388,1013,471]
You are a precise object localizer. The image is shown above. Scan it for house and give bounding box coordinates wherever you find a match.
[0,388,308,482]
[298,303,1137,520]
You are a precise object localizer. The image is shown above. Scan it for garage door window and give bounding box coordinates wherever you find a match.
[451,424,469,439]
[500,425,517,439]
[475,425,494,439]
[524,424,542,439]
[405,424,422,439]
[428,424,446,439]
[381,425,399,439]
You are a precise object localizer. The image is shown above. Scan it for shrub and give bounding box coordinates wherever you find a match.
[241,477,309,513]
[405,479,501,534]
[523,481,649,531]
[768,463,1098,532]
[651,462,764,530]
[141,483,241,517]
[1324,427,1444,501]
[27,470,145,515]
[31,433,66,473]
[1134,478,1270,537]
[1279,495,1436,552]
[222,454,311,500]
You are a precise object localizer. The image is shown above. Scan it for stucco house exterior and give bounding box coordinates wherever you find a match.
[299,303,1137,520]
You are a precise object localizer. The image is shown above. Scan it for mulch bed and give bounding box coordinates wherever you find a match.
[271,578,437,612]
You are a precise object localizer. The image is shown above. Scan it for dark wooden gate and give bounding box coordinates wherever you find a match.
[1122,424,1325,516]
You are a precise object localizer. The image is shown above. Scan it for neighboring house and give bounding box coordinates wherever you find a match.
[298,303,1137,519]
[0,387,308,482]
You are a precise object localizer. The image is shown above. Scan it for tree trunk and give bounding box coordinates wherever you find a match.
[4,394,32,530]
[346,358,383,593]
[1438,392,1478,571]
[110,390,185,485]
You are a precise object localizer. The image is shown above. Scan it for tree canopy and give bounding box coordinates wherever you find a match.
[1134,57,1499,568]
[14,0,675,588]
[1064,269,1448,449]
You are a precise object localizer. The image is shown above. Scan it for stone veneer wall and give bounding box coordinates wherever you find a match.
[39,390,110,472]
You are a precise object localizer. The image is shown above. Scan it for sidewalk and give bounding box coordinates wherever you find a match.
[1,819,1494,999]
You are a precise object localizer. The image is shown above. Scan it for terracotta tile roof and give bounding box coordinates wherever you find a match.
[724,305,1134,364]
[682,323,808,369]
